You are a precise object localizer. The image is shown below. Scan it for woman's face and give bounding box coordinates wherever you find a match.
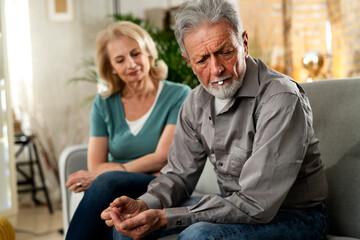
[107,36,151,85]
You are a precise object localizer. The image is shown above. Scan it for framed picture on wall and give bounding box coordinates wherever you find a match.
[47,0,74,22]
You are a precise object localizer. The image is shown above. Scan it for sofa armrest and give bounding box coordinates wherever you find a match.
[59,144,88,235]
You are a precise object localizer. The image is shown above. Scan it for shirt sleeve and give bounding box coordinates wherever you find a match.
[141,93,310,229]
[90,94,108,137]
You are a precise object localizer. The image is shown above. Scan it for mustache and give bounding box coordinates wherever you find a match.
[211,76,233,84]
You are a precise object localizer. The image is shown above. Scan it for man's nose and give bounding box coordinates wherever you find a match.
[210,56,224,76]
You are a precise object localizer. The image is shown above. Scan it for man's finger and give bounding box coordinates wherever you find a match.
[110,196,129,207]
[121,213,147,231]
[101,207,112,220]
[110,209,127,232]
[105,219,114,227]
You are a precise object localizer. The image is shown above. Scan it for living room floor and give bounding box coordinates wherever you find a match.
[8,204,63,240]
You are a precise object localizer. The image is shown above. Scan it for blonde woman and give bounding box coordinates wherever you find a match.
[65,21,190,240]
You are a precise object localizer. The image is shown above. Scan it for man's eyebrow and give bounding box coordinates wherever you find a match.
[196,53,209,58]
[214,45,226,54]
[217,42,235,51]
[193,52,209,62]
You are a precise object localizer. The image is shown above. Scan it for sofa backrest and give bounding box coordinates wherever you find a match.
[300,78,360,238]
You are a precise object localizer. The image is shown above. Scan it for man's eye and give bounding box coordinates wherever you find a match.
[197,58,206,64]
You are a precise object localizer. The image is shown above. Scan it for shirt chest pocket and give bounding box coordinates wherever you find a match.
[218,147,251,177]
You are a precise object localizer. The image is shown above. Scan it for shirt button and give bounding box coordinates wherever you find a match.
[218,162,223,167]
[176,219,182,226]
[209,116,212,120]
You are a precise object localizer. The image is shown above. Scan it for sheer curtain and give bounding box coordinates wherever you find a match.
[0,0,22,216]
[4,0,35,132]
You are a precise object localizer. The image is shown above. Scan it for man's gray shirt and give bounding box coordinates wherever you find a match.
[139,57,328,229]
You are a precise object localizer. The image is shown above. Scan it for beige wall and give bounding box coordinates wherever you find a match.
[27,0,112,158]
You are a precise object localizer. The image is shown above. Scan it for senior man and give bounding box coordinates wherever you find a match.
[101,0,329,239]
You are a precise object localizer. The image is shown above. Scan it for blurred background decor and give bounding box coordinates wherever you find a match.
[303,51,327,82]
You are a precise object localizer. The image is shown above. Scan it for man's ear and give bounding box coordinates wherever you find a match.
[242,31,249,59]
[181,53,189,64]
[181,53,197,75]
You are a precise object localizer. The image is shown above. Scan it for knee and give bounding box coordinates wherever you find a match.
[88,171,126,195]
[92,171,118,186]
[179,222,214,240]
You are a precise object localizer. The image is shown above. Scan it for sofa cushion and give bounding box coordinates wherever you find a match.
[325,147,360,237]
[327,235,360,240]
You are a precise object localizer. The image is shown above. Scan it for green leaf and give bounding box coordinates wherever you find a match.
[80,95,96,108]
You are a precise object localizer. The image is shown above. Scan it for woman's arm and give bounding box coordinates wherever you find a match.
[67,125,175,192]
[87,136,110,171]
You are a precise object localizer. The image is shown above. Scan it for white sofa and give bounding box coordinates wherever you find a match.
[60,78,360,239]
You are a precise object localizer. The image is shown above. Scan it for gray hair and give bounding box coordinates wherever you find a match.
[174,0,243,59]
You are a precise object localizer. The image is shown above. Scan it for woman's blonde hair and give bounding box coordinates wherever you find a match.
[96,21,168,97]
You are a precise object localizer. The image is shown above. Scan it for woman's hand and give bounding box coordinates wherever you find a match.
[66,170,96,193]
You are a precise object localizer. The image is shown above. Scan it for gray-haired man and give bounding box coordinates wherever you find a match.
[102,0,329,239]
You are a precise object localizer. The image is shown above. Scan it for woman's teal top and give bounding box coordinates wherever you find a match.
[90,80,191,163]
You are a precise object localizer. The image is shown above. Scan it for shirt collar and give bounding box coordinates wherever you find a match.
[235,56,260,98]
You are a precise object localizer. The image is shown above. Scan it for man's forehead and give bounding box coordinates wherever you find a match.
[184,27,238,57]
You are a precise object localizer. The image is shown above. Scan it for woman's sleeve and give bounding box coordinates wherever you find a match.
[90,95,108,137]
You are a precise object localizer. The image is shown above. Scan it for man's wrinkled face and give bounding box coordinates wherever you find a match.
[182,21,249,99]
